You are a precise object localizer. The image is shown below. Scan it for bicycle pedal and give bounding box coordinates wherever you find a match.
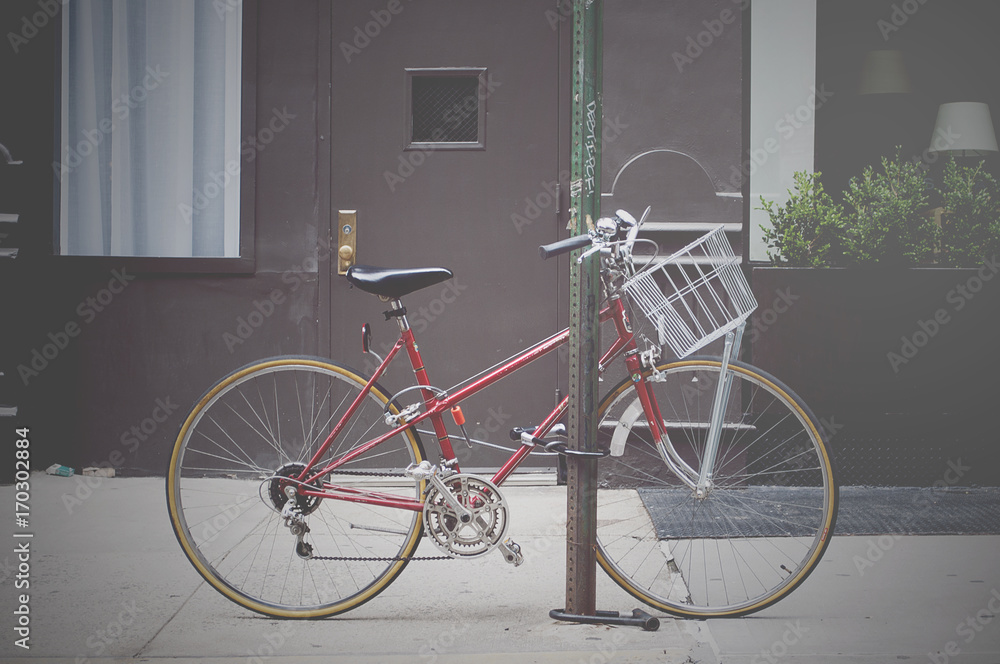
[404,460,437,481]
[498,538,524,567]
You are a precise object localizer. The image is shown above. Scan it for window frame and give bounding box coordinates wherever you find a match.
[745,0,818,264]
[51,0,258,274]
[404,67,488,152]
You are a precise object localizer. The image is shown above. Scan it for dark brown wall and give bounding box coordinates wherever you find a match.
[1,0,753,477]
[602,0,743,226]
[603,0,743,199]
[0,0,329,476]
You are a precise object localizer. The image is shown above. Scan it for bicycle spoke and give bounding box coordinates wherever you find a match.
[221,400,285,462]
[596,360,836,617]
[201,414,271,472]
[168,359,426,617]
[239,384,278,451]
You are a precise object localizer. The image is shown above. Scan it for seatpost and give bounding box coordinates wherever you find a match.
[383,298,410,334]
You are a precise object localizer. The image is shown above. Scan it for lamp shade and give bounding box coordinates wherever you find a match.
[928,102,999,156]
[858,50,911,95]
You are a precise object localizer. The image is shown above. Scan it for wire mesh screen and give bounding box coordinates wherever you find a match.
[411,76,480,143]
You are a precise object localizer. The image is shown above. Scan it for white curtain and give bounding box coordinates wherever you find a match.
[59,0,242,257]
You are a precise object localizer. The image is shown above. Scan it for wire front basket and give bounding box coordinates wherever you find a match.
[622,226,757,358]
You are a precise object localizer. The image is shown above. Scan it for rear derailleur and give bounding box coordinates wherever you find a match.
[281,491,314,559]
[268,462,320,559]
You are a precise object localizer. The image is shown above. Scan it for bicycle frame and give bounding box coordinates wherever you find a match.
[290,294,669,512]
[169,210,838,620]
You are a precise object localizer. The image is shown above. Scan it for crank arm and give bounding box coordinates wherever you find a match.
[406,461,474,524]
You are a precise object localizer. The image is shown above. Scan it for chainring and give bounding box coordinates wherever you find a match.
[422,473,509,558]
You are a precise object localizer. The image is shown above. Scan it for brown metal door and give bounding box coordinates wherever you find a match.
[329,0,565,469]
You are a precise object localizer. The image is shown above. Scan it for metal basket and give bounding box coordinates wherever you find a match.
[622,226,757,358]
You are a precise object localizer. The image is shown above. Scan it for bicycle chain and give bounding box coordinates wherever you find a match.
[309,553,453,562]
[308,469,452,561]
[327,469,409,478]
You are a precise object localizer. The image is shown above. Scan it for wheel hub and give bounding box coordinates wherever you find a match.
[268,462,322,515]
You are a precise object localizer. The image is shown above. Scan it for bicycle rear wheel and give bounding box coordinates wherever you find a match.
[166,357,426,618]
[595,358,837,618]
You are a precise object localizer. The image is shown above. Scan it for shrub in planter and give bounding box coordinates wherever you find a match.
[754,156,998,460]
[758,171,850,267]
[938,159,1000,267]
[760,153,998,267]
[841,151,941,266]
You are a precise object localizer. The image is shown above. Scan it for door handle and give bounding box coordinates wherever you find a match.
[338,210,357,275]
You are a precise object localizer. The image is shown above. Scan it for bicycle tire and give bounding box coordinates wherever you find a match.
[595,357,838,618]
[166,356,426,618]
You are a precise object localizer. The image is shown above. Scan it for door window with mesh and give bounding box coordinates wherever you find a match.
[406,68,487,150]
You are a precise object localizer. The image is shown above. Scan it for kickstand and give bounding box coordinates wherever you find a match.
[549,608,660,631]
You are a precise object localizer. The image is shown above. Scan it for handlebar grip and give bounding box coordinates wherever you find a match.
[538,234,592,260]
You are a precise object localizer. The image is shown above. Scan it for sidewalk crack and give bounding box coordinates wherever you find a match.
[132,580,206,658]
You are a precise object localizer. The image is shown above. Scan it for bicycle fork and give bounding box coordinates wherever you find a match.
[696,321,745,498]
[625,321,746,499]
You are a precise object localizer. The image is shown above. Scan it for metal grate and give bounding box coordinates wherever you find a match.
[411,76,480,143]
[639,487,1000,536]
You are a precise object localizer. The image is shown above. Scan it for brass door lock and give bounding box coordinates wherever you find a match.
[338,210,357,275]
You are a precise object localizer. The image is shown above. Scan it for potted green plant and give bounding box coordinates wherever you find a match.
[758,170,851,267]
[759,151,946,268]
[841,152,942,266]
[750,153,999,484]
[937,159,1000,267]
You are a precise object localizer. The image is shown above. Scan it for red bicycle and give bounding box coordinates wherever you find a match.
[166,208,838,619]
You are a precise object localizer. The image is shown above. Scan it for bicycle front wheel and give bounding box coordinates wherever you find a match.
[595,358,837,618]
[166,357,426,618]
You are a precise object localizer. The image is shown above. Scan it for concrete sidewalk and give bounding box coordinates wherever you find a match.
[1,475,999,663]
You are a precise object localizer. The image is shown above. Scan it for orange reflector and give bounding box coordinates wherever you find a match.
[450,406,466,427]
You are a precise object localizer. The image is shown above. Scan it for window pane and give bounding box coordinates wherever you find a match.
[57,0,242,258]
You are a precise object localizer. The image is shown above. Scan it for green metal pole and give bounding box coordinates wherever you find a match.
[566,0,602,617]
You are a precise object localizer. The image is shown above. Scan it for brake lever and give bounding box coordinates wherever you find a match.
[576,244,609,264]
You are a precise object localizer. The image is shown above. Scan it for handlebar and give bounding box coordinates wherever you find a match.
[538,234,592,260]
[538,206,651,262]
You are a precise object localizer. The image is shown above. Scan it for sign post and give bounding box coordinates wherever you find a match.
[564,0,603,619]
[550,0,659,631]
